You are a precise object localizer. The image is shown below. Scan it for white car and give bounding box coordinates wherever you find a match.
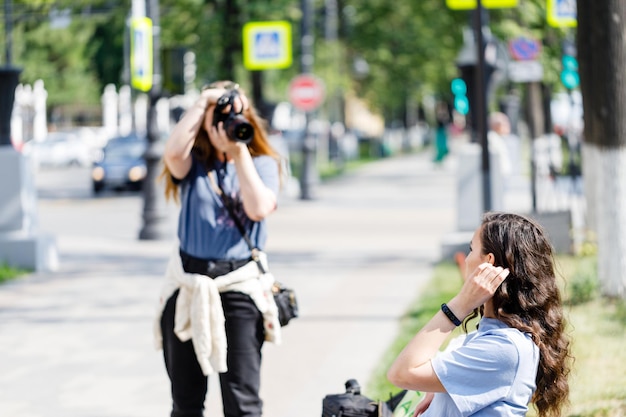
[23,132,93,168]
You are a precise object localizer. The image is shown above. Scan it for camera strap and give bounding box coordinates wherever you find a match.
[209,161,266,274]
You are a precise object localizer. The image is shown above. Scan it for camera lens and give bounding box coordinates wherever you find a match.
[226,115,254,143]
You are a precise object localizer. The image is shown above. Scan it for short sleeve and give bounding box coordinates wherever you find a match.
[253,155,280,196]
[431,332,519,414]
[171,156,200,185]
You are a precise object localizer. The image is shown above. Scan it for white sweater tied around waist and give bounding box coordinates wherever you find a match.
[153,246,281,376]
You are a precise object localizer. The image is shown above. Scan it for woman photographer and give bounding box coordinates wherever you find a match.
[387,212,572,417]
[154,81,281,417]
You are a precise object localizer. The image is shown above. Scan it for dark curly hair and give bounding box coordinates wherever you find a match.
[477,212,572,417]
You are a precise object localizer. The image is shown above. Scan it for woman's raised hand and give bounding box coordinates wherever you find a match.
[454,263,509,318]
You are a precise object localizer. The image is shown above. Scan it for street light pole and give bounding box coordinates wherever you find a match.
[299,0,316,200]
[473,0,492,213]
[139,0,170,240]
[0,0,20,147]
[5,0,13,66]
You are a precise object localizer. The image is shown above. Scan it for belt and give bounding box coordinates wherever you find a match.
[179,250,252,278]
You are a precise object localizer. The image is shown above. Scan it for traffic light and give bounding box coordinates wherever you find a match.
[560,54,579,90]
[451,78,469,115]
[560,41,579,90]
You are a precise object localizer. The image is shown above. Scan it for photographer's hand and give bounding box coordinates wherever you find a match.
[199,87,227,107]
[205,91,249,157]
[208,120,247,156]
[164,87,228,179]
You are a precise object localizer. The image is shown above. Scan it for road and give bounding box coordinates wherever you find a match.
[33,166,175,240]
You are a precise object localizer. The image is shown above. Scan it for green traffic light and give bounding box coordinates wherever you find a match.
[562,55,578,72]
[451,78,467,96]
[454,96,469,115]
[560,69,580,89]
[451,78,469,114]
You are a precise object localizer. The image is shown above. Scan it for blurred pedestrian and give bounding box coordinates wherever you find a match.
[388,212,572,417]
[433,101,450,165]
[154,80,282,417]
[487,112,513,179]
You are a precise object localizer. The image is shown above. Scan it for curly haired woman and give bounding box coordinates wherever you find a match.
[388,212,572,417]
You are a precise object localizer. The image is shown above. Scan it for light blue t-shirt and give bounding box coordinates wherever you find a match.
[422,318,539,417]
[177,155,279,260]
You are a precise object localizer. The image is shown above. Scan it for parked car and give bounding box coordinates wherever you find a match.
[92,134,147,194]
[23,131,93,168]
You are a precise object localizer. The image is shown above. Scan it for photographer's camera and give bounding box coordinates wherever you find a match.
[213,90,254,144]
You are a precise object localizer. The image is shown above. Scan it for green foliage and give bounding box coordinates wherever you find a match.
[4,1,120,112]
[0,262,29,284]
[21,18,102,106]
[566,296,626,416]
[563,256,599,306]
[344,0,465,118]
[0,0,577,126]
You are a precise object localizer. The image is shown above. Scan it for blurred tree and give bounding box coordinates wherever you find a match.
[343,0,465,125]
[342,0,571,127]
[577,0,626,299]
[0,0,578,131]
[4,1,104,108]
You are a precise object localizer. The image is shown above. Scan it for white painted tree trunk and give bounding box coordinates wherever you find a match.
[581,143,598,237]
[591,143,626,297]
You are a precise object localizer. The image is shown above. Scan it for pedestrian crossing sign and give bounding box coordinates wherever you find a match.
[547,0,577,28]
[130,17,153,92]
[243,21,292,70]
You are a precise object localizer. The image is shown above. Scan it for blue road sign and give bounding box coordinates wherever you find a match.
[509,37,541,61]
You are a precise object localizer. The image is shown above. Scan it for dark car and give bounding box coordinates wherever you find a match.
[92,134,147,194]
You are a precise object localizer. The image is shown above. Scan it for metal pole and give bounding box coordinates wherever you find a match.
[473,0,491,213]
[0,0,20,147]
[299,0,316,200]
[139,0,169,240]
[5,0,13,66]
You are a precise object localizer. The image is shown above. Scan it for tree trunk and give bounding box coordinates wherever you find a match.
[577,0,626,298]
[219,0,239,81]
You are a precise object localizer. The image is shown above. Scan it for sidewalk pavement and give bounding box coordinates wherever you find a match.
[0,149,531,417]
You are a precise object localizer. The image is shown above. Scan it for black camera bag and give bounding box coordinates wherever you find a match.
[322,379,396,417]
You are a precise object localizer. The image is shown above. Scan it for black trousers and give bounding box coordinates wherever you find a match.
[160,254,265,417]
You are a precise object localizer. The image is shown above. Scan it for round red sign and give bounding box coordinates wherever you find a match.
[288,74,325,112]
